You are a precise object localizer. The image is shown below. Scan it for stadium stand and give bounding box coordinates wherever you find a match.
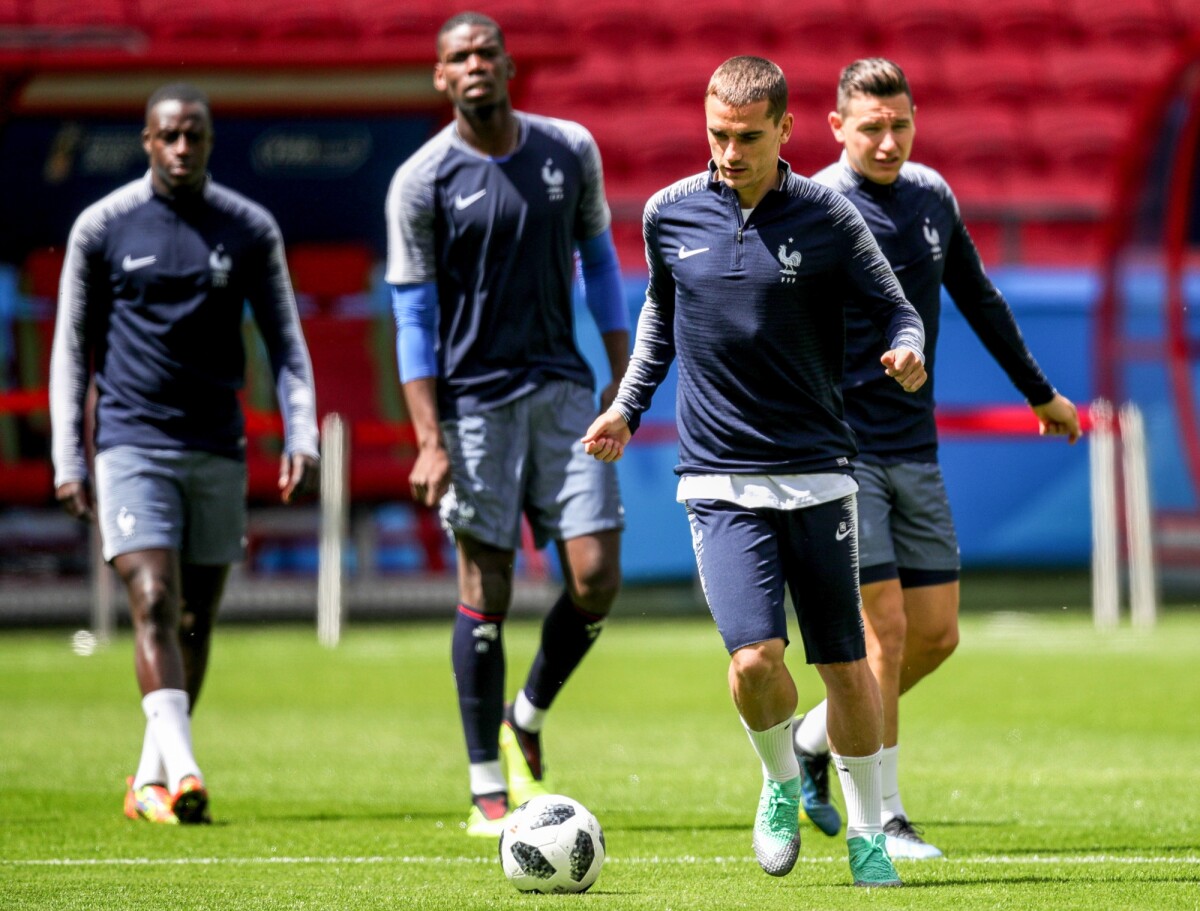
[1066,0,1182,51]
[865,0,982,55]
[0,0,1197,589]
[975,0,1081,50]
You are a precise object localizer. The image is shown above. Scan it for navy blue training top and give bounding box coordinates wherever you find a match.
[386,113,612,418]
[813,154,1055,464]
[50,173,319,487]
[614,162,925,477]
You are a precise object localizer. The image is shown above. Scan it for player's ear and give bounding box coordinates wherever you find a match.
[828,110,845,143]
[779,111,794,144]
[433,62,447,93]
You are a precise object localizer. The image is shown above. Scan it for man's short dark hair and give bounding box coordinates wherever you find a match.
[145,82,211,121]
[707,56,788,125]
[437,11,505,53]
[836,58,913,114]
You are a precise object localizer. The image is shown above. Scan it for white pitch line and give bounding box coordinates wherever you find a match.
[3,854,1199,868]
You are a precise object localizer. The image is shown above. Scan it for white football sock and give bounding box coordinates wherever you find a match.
[880,744,906,822]
[742,716,801,782]
[469,760,506,796]
[832,748,883,840]
[142,688,201,792]
[132,724,167,789]
[794,700,830,756]
[514,690,546,733]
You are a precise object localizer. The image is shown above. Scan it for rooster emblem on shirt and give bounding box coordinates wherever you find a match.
[778,239,802,283]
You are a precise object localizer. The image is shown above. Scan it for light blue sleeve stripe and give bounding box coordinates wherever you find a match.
[578,228,628,334]
[390,282,438,383]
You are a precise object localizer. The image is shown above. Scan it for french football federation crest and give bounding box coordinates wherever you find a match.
[778,238,802,283]
[209,245,233,287]
[542,158,565,201]
[922,218,943,261]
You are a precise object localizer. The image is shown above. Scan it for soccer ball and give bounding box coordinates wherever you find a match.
[498,794,606,893]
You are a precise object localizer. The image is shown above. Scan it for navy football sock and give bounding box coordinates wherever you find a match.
[523,591,606,710]
[452,603,506,763]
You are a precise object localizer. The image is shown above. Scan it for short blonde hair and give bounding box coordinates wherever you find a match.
[706,56,788,124]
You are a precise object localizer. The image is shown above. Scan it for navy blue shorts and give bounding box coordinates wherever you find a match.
[685,496,866,665]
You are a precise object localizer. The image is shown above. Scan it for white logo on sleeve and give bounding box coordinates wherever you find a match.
[777,238,802,283]
[678,246,710,260]
[835,521,851,542]
[117,506,136,538]
[122,254,157,272]
[542,158,565,201]
[454,189,487,210]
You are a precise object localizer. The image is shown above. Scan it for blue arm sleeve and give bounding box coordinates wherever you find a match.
[390,283,438,383]
[577,229,629,334]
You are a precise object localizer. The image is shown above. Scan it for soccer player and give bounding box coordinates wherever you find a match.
[49,83,320,825]
[583,55,925,888]
[385,12,628,837]
[791,58,1083,859]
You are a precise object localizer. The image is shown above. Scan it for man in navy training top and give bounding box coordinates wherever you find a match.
[386,12,629,837]
[50,82,320,826]
[791,58,1083,860]
[584,55,926,888]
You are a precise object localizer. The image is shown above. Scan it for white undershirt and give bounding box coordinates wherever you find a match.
[676,472,857,510]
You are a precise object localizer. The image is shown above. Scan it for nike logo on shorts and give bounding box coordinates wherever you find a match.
[122,254,157,272]
[678,246,710,260]
[454,189,488,210]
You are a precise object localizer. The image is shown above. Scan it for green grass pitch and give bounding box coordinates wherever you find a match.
[3,607,1199,909]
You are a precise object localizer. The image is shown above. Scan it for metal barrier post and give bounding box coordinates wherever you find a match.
[1090,399,1120,628]
[318,413,348,647]
[1120,403,1157,627]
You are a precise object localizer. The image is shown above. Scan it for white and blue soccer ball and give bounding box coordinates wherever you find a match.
[498,794,606,893]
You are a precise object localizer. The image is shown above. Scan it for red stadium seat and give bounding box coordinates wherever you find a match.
[939,46,1042,110]
[566,0,671,51]
[974,0,1080,49]
[20,246,64,305]
[524,52,643,115]
[641,50,724,109]
[595,109,703,210]
[1159,0,1200,34]
[343,0,441,43]
[911,104,1029,184]
[27,0,132,27]
[256,0,360,42]
[662,0,775,57]
[286,243,375,315]
[1045,45,1176,111]
[1067,0,1181,51]
[136,0,259,42]
[865,0,982,54]
[771,52,844,114]
[759,0,871,58]
[1026,104,1133,179]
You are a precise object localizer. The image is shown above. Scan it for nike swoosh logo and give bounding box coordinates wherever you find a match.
[835,528,851,541]
[122,254,157,272]
[678,246,709,260]
[454,189,487,210]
